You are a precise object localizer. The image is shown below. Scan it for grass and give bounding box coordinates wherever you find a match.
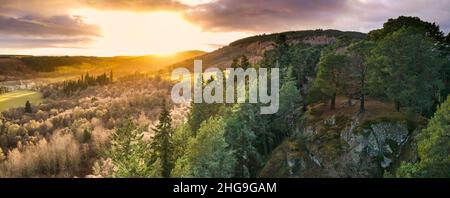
[0,90,43,112]
[307,96,425,132]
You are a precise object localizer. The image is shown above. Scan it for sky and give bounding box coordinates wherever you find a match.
[0,0,449,56]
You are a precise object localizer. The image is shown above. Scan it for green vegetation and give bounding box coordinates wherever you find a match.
[21,56,90,72]
[397,96,450,178]
[62,72,113,95]
[0,16,448,178]
[346,40,375,113]
[170,16,449,178]
[368,27,443,115]
[172,117,235,178]
[0,90,43,112]
[311,51,349,110]
[24,100,32,113]
[230,29,366,47]
[150,101,174,178]
[106,117,153,178]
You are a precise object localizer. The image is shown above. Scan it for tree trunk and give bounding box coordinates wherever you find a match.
[360,93,365,113]
[330,92,336,110]
[348,94,352,106]
[395,101,401,112]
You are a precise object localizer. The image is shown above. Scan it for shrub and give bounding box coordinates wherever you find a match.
[0,132,83,177]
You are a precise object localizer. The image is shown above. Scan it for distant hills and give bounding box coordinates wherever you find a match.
[0,29,366,81]
[168,29,366,71]
[0,50,205,81]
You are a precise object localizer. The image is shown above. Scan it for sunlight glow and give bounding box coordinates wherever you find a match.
[178,0,214,6]
[53,9,252,56]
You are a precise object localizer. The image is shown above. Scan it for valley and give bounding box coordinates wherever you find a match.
[0,17,449,178]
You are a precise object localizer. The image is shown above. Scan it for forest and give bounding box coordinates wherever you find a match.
[0,16,448,178]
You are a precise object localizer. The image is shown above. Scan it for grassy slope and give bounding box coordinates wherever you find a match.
[0,90,43,112]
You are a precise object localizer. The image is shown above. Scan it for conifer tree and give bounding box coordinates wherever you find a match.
[107,117,151,177]
[312,51,349,110]
[24,100,32,113]
[151,100,174,178]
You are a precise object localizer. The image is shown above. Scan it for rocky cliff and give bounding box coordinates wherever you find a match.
[259,98,425,178]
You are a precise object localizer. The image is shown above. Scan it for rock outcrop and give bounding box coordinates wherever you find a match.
[260,100,423,178]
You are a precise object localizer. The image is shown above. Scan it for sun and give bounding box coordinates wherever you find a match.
[10,8,254,56]
[69,9,204,56]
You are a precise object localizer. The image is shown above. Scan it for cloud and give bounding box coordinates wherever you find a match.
[1,0,450,51]
[350,0,450,33]
[0,15,101,37]
[0,0,80,17]
[182,0,450,33]
[81,0,187,12]
[0,0,188,49]
[183,0,352,32]
[0,36,95,49]
[0,0,186,16]
[0,0,101,49]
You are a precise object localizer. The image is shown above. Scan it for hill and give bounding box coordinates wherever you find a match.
[0,50,206,81]
[168,29,366,71]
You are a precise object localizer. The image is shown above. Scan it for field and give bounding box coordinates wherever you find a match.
[0,90,43,112]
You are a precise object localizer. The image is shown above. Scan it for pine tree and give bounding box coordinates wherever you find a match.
[151,100,174,178]
[397,96,450,177]
[312,51,349,110]
[347,40,375,113]
[231,57,239,69]
[240,55,251,70]
[224,104,262,178]
[107,117,152,177]
[172,117,235,178]
[368,28,443,115]
[24,100,32,113]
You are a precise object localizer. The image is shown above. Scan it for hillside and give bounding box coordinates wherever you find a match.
[0,57,36,81]
[0,50,205,81]
[169,29,366,71]
[259,97,426,178]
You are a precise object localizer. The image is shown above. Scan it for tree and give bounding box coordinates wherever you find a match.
[107,117,152,177]
[150,100,174,178]
[368,16,445,42]
[347,40,376,113]
[441,33,450,103]
[273,33,291,72]
[231,57,239,69]
[291,45,322,89]
[172,117,235,178]
[312,51,349,110]
[397,96,450,178]
[368,28,443,115]
[24,100,32,113]
[274,67,302,137]
[230,55,251,70]
[224,104,263,178]
[110,70,114,82]
[187,76,224,134]
[367,17,448,104]
[240,55,251,70]
[171,123,191,167]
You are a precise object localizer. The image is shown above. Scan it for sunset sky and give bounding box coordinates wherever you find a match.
[0,0,449,56]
